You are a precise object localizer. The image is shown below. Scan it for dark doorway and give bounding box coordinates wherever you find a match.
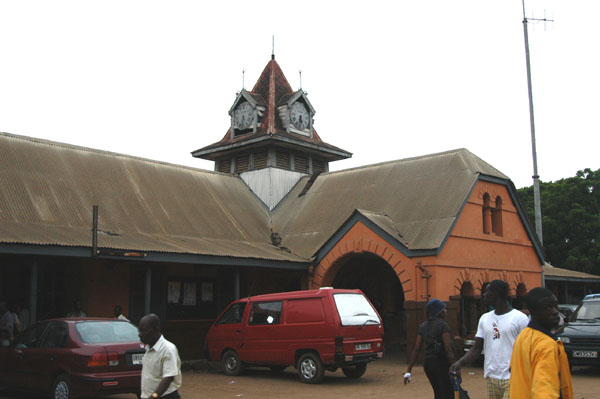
[331,254,405,352]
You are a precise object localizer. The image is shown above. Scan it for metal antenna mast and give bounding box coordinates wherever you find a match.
[522,0,553,246]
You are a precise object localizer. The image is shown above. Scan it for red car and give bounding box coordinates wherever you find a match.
[0,318,145,399]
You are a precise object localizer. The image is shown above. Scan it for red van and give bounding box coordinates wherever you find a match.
[205,288,384,384]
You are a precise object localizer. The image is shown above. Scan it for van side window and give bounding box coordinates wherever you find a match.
[249,301,282,325]
[286,298,325,324]
[217,303,247,325]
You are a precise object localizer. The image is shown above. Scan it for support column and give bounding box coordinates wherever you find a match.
[234,270,240,300]
[30,262,38,322]
[144,268,152,315]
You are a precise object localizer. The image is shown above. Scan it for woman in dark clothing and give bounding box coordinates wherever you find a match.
[404,299,455,399]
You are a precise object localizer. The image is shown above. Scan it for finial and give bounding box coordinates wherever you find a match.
[299,69,302,90]
[242,68,246,90]
[271,35,275,60]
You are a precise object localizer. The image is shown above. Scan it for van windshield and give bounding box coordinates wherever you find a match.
[333,293,381,326]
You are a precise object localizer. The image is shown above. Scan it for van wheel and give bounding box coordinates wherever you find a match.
[297,353,324,384]
[222,350,245,376]
[342,363,367,379]
[53,374,73,399]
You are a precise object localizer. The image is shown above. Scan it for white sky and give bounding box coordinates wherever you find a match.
[1,0,598,189]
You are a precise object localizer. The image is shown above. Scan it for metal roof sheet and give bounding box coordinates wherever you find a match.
[0,132,305,262]
[271,149,509,259]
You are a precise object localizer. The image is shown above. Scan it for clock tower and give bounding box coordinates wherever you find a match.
[192,55,351,209]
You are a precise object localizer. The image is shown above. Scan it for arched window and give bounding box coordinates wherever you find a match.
[492,196,503,236]
[482,193,492,234]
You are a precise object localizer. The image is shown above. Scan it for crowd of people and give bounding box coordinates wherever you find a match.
[404,280,573,399]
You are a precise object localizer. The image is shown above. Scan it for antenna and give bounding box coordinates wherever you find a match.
[521,0,553,247]
[242,68,246,90]
[299,69,302,90]
[271,35,275,60]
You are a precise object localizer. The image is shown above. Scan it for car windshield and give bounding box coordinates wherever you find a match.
[572,301,600,321]
[333,293,381,326]
[75,321,140,343]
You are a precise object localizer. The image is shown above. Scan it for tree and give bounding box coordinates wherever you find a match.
[517,168,600,276]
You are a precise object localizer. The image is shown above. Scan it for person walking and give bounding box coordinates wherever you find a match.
[404,298,455,399]
[450,280,529,399]
[509,287,573,399]
[138,313,182,399]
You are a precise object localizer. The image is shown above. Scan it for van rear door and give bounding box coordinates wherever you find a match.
[333,293,383,355]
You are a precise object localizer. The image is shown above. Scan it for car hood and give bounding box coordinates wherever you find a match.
[558,320,600,337]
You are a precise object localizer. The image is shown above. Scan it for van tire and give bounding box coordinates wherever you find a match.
[342,363,367,379]
[297,353,324,384]
[222,350,244,376]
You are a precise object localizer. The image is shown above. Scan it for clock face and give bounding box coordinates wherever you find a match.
[290,102,310,130]
[234,102,253,130]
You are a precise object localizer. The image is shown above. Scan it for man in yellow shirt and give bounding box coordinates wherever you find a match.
[509,287,573,399]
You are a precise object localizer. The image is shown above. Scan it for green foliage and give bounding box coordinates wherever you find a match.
[517,168,600,276]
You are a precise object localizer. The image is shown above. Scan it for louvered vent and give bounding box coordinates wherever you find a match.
[276,151,290,170]
[313,159,325,173]
[294,154,308,173]
[253,150,267,169]
[218,159,231,173]
[236,154,250,173]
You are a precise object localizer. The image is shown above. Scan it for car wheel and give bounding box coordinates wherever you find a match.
[222,349,245,376]
[297,352,324,384]
[342,363,367,379]
[53,374,73,399]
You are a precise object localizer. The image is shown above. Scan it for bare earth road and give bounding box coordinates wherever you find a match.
[1,355,598,398]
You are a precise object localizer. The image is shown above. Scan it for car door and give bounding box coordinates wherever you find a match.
[241,300,284,364]
[28,321,71,392]
[209,302,247,359]
[9,321,49,391]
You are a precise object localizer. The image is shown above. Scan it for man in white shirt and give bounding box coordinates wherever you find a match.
[450,280,529,399]
[138,313,182,399]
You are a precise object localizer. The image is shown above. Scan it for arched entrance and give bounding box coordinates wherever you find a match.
[326,253,406,352]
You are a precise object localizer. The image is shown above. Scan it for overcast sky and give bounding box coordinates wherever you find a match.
[1,0,598,189]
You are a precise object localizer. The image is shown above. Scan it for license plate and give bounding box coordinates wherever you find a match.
[355,343,371,350]
[573,351,597,358]
[132,353,144,364]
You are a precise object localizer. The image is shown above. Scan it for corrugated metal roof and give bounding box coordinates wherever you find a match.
[0,132,305,262]
[1,133,514,265]
[544,263,600,281]
[271,149,509,259]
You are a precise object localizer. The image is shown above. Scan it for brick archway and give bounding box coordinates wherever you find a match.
[311,237,413,296]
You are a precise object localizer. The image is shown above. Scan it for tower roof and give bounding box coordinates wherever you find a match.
[192,57,351,161]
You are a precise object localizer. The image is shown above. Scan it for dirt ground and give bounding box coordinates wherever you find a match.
[1,354,599,398]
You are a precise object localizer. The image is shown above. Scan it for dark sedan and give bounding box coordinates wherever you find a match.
[557,296,600,367]
[0,318,145,399]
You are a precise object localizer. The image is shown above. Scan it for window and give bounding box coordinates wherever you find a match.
[75,321,139,344]
[253,150,267,169]
[483,193,503,236]
[41,321,68,348]
[15,322,48,349]
[333,294,380,327]
[492,196,503,236]
[167,278,215,319]
[482,193,491,234]
[248,301,282,325]
[216,303,247,325]
[235,154,249,173]
[293,154,308,173]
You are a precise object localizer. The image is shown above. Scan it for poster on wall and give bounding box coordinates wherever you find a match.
[168,281,181,304]
[183,282,197,306]
[202,282,213,302]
